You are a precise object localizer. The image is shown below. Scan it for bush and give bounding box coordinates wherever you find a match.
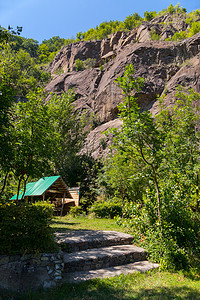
[167,31,187,41]
[167,4,175,14]
[84,58,96,69]
[188,21,200,37]
[89,198,123,219]
[69,205,83,217]
[116,192,200,270]
[0,201,55,255]
[144,11,157,21]
[75,58,96,71]
[75,59,84,71]
[150,29,160,41]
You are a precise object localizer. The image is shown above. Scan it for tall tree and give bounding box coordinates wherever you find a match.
[10,89,56,198]
[111,64,164,223]
[48,91,87,187]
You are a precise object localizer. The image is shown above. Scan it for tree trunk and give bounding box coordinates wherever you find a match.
[152,169,162,224]
[139,146,162,224]
[0,172,9,196]
[16,175,23,201]
[21,175,29,201]
[196,174,199,211]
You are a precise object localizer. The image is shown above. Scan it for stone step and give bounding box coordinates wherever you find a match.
[63,244,147,273]
[55,230,133,252]
[63,261,159,283]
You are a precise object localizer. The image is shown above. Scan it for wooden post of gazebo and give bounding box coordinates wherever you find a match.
[61,192,66,217]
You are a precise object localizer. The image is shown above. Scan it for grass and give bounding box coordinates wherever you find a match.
[4,216,200,299]
[19,270,200,299]
[51,215,129,233]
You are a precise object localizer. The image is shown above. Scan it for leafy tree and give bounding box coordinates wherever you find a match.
[167,4,176,14]
[0,77,16,195]
[48,91,87,184]
[0,44,50,97]
[174,3,187,13]
[157,88,200,211]
[186,9,200,25]
[11,36,39,57]
[144,11,157,21]
[167,31,187,41]
[0,25,23,195]
[104,64,200,268]
[39,36,68,62]
[84,28,97,41]
[124,13,143,30]
[98,150,146,204]
[112,64,163,222]
[41,36,65,53]
[10,89,56,199]
[0,89,87,200]
[79,155,102,212]
[0,25,22,43]
[47,92,100,210]
[0,26,9,43]
[76,32,85,41]
[158,3,187,16]
[64,38,75,45]
[188,21,200,37]
[39,43,50,63]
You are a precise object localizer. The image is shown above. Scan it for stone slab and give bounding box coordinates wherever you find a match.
[55,230,133,251]
[63,244,147,272]
[64,260,160,283]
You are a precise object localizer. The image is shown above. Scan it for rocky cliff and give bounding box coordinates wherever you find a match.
[46,14,200,158]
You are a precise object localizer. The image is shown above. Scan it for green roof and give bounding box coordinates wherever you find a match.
[11,176,60,200]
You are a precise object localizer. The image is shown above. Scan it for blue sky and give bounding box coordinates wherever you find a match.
[0,0,199,43]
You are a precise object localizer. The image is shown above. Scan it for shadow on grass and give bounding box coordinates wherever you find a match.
[52,227,83,233]
[51,219,80,232]
[52,219,79,226]
[19,278,200,300]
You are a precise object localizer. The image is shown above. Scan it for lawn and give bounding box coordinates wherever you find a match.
[7,216,200,299]
[23,270,200,300]
[51,215,129,232]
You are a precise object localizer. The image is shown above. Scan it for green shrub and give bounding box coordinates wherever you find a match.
[116,191,200,270]
[144,11,157,21]
[0,201,55,255]
[89,198,123,219]
[55,66,64,75]
[69,205,83,217]
[167,23,200,42]
[84,58,96,69]
[188,21,200,37]
[186,9,200,25]
[158,4,186,16]
[75,58,96,71]
[150,29,160,41]
[166,31,187,41]
[75,59,84,71]
[141,226,189,271]
[99,65,104,72]
[167,4,175,14]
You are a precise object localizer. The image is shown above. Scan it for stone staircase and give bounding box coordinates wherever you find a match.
[55,230,159,283]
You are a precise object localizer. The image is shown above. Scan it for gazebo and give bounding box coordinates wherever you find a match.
[10,175,75,215]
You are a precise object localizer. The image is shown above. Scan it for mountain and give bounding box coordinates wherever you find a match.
[46,13,200,159]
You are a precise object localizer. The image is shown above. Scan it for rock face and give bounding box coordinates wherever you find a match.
[46,15,200,159]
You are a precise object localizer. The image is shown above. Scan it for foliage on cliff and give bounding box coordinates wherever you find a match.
[76,4,199,43]
[1,4,200,65]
